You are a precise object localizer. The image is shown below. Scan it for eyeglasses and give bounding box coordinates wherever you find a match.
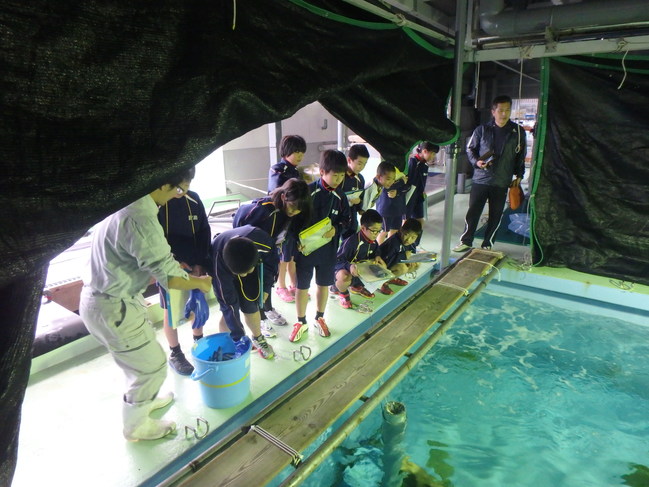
[366,227,382,234]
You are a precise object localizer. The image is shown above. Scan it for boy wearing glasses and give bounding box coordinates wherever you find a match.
[330,209,386,309]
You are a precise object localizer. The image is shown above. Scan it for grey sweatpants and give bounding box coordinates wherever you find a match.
[79,287,167,404]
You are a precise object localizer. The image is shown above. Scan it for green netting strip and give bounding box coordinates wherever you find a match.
[583,52,649,62]
[288,0,454,57]
[554,56,649,75]
[529,57,549,266]
[402,27,454,59]
[288,0,398,30]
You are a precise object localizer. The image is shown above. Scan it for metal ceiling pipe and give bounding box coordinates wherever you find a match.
[479,0,649,37]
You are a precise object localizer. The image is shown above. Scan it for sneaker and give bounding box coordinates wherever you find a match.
[276,287,295,303]
[289,322,308,342]
[329,285,340,296]
[169,352,194,376]
[265,308,288,326]
[481,245,492,250]
[251,334,275,359]
[313,317,331,337]
[349,285,375,299]
[452,243,472,252]
[378,283,394,295]
[260,320,277,338]
[338,294,353,309]
[387,278,408,286]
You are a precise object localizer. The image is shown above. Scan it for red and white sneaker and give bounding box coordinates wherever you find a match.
[349,285,375,299]
[338,294,353,309]
[313,317,331,337]
[387,277,408,286]
[276,287,295,303]
[289,322,308,342]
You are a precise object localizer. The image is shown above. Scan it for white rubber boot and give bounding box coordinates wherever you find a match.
[149,391,174,412]
[123,401,176,441]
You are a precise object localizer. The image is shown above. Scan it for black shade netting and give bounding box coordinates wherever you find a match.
[321,66,457,169]
[533,57,649,285]
[0,0,455,481]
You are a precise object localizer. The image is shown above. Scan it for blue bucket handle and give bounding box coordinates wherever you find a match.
[190,365,219,382]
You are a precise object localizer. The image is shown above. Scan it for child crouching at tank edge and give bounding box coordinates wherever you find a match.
[377,218,423,296]
[330,209,386,309]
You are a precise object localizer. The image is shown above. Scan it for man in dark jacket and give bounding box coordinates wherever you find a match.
[453,95,526,252]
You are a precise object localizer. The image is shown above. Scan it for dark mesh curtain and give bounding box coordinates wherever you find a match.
[0,0,455,481]
[533,56,649,284]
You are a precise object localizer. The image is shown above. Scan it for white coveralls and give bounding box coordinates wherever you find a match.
[80,195,188,404]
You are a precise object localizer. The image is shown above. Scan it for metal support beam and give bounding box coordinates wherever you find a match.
[440,0,469,270]
[340,0,454,45]
[470,34,649,61]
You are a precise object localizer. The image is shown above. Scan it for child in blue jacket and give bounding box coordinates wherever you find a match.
[210,225,278,359]
[331,209,386,309]
[232,178,311,336]
[290,150,350,342]
[377,219,422,296]
[268,135,307,303]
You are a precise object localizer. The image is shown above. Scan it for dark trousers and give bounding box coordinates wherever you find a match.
[460,183,508,247]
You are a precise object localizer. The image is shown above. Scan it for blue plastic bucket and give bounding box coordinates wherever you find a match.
[190,333,251,409]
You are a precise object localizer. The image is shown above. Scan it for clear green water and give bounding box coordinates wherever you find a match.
[272,286,649,487]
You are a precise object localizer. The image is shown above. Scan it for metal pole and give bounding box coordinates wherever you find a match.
[381,401,407,487]
[441,0,469,269]
[337,120,345,152]
[279,258,505,487]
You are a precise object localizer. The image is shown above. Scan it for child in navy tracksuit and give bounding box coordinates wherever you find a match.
[377,218,423,296]
[331,209,386,309]
[157,189,211,375]
[376,165,409,244]
[405,141,438,246]
[340,144,370,241]
[267,135,307,303]
[232,178,311,337]
[291,150,350,342]
[210,225,278,359]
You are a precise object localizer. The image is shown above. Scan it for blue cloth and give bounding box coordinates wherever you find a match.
[184,289,210,329]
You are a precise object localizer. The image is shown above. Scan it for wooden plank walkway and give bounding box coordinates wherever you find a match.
[178,249,503,487]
